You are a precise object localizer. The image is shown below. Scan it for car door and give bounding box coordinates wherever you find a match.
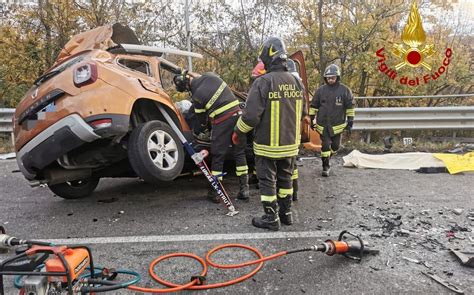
[290,51,322,152]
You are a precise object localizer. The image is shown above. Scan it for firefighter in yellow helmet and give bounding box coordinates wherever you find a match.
[309,64,355,177]
[233,37,304,231]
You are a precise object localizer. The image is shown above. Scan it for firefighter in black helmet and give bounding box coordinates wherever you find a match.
[174,72,249,203]
[233,37,304,231]
[309,64,355,177]
[248,59,305,202]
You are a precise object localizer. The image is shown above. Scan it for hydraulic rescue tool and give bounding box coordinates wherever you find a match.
[0,229,378,294]
[157,104,238,216]
[0,232,95,295]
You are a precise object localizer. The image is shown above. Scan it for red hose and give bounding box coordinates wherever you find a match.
[127,243,288,293]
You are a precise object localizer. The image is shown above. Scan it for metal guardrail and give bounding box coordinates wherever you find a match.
[353,106,474,130]
[0,108,14,133]
[1,105,474,134]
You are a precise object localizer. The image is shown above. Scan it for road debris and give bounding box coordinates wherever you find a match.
[421,271,464,294]
[402,256,420,264]
[449,249,474,268]
[446,231,465,241]
[98,197,119,203]
[449,224,471,233]
[452,208,463,215]
[467,211,474,221]
[401,256,432,268]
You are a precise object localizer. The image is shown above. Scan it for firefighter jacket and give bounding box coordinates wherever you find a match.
[190,73,240,126]
[236,70,304,159]
[309,82,355,136]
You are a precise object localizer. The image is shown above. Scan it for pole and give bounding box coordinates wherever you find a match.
[185,0,192,72]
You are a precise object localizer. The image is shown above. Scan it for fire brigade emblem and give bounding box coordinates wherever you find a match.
[391,1,435,71]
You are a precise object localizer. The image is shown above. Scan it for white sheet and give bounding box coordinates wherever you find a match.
[343,150,445,170]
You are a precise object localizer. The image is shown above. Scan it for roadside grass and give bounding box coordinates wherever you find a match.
[0,136,13,154]
[342,139,455,154]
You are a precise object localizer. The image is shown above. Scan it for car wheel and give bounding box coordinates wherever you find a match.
[48,178,100,199]
[128,120,184,183]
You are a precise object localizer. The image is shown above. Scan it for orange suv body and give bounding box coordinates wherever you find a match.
[14,24,195,198]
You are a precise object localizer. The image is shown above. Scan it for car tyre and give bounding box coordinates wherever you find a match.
[48,178,100,199]
[128,120,184,183]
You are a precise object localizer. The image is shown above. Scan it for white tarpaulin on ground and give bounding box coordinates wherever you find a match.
[343,150,445,170]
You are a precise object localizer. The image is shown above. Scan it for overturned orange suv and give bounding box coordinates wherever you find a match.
[13,23,213,199]
[14,23,316,199]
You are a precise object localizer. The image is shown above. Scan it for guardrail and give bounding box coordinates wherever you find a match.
[0,108,14,133]
[1,105,473,134]
[353,106,474,130]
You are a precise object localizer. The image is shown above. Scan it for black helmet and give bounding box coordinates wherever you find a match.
[173,70,191,92]
[323,64,341,77]
[258,37,288,70]
[323,64,341,84]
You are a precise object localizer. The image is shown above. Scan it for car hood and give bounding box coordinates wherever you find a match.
[55,23,140,66]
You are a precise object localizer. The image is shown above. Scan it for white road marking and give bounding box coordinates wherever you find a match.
[40,231,343,245]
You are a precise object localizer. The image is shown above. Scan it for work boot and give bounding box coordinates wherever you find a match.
[236,174,250,201]
[248,172,259,187]
[207,187,221,203]
[322,157,330,177]
[278,196,293,225]
[252,201,281,231]
[292,179,299,201]
[248,172,259,189]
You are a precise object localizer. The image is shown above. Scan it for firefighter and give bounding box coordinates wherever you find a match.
[233,37,304,231]
[309,64,355,177]
[249,59,305,201]
[174,72,249,203]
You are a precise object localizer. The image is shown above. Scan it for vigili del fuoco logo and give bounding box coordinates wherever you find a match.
[375,1,453,87]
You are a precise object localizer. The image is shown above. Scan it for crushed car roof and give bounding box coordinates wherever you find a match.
[55,23,140,65]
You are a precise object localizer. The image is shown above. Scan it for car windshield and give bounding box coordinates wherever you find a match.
[158,58,182,92]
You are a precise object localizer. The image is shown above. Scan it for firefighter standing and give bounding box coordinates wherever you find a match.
[233,37,304,231]
[174,72,249,202]
[250,59,305,202]
[309,64,355,177]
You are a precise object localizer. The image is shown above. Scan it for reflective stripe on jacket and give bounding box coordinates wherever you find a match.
[190,73,239,125]
[237,70,304,159]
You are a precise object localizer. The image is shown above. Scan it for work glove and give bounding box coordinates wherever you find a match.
[232,132,239,145]
[232,130,246,147]
[193,129,211,143]
[309,115,316,130]
[345,119,353,133]
[303,116,311,125]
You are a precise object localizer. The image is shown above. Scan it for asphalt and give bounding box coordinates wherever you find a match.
[0,155,473,294]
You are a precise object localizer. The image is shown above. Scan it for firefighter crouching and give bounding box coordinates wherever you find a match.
[309,64,355,177]
[233,37,304,231]
[174,72,249,202]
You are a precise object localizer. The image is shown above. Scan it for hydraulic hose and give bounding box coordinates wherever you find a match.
[79,267,141,293]
[7,231,376,293]
[127,243,288,293]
